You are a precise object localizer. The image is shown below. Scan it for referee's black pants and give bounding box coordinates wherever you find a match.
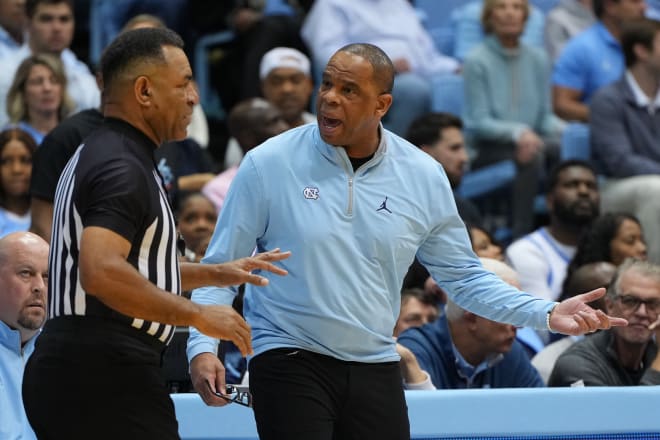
[249,348,410,440]
[23,316,179,440]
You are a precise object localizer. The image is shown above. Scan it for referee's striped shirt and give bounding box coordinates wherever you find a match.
[49,118,181,345]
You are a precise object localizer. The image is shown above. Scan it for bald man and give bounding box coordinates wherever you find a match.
[0,232,49,440]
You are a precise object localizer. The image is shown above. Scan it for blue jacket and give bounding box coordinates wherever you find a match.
[188,124,555,363]
[398,314,544,388]
[590,75,660,177]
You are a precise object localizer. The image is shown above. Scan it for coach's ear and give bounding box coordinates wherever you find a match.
[375,92,392,118]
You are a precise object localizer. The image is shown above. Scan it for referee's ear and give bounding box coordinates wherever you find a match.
[134,76,152,106]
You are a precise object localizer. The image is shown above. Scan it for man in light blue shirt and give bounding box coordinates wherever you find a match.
[0,232,49,440]
[552,0,646,122]
[189,43,627,440]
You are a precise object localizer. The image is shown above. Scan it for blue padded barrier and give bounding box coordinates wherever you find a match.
[173,387,660,440]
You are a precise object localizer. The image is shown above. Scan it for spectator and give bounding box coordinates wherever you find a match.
[177,192,217,264]
[549,258,660,386]
[0,231,48,440]
[0,0,100,127]
[463,0,564,238]
[261,46,315,129]
[452,0,546,60]
[552,0,646,122]
[203,98,288,213]
[507,160,600,301]
[0,0,28,57]
[301,0,459,136]
[401,112,484,300]
[532,261,616,383]
[590,17,660,263]
[544,0,596,62]
[393,288,440,338]
[565,212,647,285]
[468,223,505,261]
[406,112,482,226]
[0,127,35,238]
[398,258,544,389]
[224,46,314,169]
[5,53,74,144]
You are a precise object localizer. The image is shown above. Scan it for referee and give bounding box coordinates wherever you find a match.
[22,28,289,440]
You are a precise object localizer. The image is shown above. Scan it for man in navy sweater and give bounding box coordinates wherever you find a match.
[397,258,544,389]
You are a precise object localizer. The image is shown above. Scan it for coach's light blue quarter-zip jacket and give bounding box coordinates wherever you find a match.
[187,123,555,363]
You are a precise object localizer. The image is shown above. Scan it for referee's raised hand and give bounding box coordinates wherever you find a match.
[212,248,291,287]
[180,248,291,291]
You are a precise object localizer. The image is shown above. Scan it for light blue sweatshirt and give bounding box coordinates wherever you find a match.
[188,124,555,363]
[0,322,37,440]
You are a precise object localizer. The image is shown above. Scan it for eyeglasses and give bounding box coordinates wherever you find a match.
[615,295,660,314]
[206,381,252,408]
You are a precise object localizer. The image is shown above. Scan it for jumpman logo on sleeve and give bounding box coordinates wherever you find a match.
[377,197,392,213]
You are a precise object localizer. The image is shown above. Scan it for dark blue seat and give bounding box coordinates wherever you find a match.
[193,30,235,119]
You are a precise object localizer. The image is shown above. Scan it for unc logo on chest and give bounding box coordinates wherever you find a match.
[303,187,320,200]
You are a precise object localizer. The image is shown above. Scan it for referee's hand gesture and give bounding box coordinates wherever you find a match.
[179,248,291,291]
[193,305,253,356]
[212,248,291,287]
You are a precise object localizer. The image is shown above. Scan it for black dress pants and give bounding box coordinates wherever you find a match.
[249,348,410,440]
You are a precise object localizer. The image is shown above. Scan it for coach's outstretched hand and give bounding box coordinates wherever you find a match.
[549,288,628,335]
[191,353,233,407]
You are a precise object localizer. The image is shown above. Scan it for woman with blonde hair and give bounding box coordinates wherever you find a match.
[463,0,564,239]
[5,54,75,144]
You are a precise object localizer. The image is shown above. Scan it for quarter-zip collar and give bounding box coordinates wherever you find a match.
[313,123,388,176]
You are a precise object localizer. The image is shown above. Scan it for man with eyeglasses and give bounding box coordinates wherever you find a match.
[549,258,660,386]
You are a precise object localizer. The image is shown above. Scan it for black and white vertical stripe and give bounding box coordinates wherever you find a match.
[48,148,181,345]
